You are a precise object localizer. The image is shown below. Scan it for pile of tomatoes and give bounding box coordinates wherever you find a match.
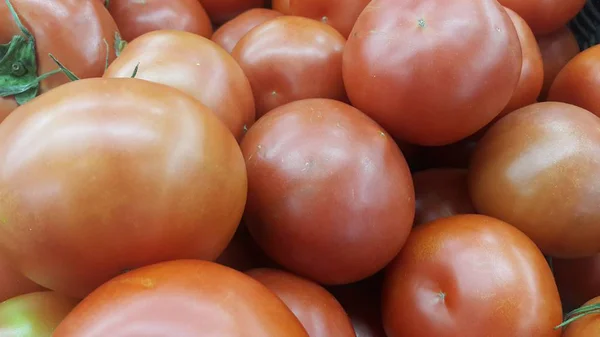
[0,0,599,336]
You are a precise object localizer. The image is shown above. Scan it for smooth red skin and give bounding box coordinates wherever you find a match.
[104,30,255,141]
[241,99,415,285]
[343,0,522,146]
[0,253,44,303]
[537,26,580,101]
[562,296,600,337]
[553,254,600,311]
[212,8,283,53]
[272,0,371,38]
[199,0,265,25]
[247,268,356,337]
[0,291,78,337]
[54,260,309,337]
[107,0,213,42]
[498,0,585,35]
[499,8,544,117]
[412,169,475,226]
[0,0,118,121]
[468,102,600,258]
[383,214,563,337]
[232,16,346,119]
[547,45,600,117]
[0,78,247,299]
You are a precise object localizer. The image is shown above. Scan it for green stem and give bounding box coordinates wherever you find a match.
[48,54,80,81]
[103,38,109,71]
[130,63,140,78]
[114,32,127,57]
[555,303,600,329]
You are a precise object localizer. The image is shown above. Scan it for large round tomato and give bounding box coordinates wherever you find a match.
[241,98,414,285]
[212,8,283,53]
[199,0,266,25]
[537,26,580,101]
[553,254,600,310]
[547,44,600,117]
[53,260,309,337]
[342,0,522,146]
[272,0,371,38]
[0,291,78,337]
[0,253,44,303]
[0,0,118,121]
[107,0,212,42]
[561,296,600,337]
[104,30,255,141]
[413,168,474,226]
[468,102,600,258]
[232,16,346,118]
[247,268,356,337]
[382,214,563,337]
[0,78,247,299]
[498,0,586,35]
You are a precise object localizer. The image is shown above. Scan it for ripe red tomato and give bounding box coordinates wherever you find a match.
[383,214,563,337]
[104,30,255,141]
[106,0,213,42]
[0,253,44,303]
[497,0,586,35]
[272,0,371,38]
[0,78,247,299]
[553,254,600,311]
[343,0,522,146]
[499,8,544,117]
[241,98,414,285]
[413,169,475,226]
[247,268,356,337]
[547,44,600,117]
[53,260,309,337]
[212,8,283,53]
[199,0,266,25]
[232,16,346,118]
[561,296,600,337]
[0,291,78,337]
[469,102,600,258]
[537,26,580,101]
[0,0,118,121]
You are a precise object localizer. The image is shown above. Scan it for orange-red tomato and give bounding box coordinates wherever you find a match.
[383,214,563,337]
[272,0,371,38]
[199,0,266,25]
[0,78,247,299]
[498,0,586,35]
[104,30,255,141]
[469,102,600,258]
[0,253,44,303]
[232,16,346,118]
[343,0,522,146]
[107,0,213,41]
[537,26,580,101]
[553,254,600,311]
[0,0,118,121]
[241,98,414,285]
[561,296,600,337]
[212,8,283,53]
[54,261,309,336]
[247,268,356,337]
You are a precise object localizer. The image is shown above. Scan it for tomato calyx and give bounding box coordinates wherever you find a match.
[555,303,600,329]
[114,32,127,57]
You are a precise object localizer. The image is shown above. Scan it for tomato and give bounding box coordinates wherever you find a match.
[498,8,544,117]
[413,169,475,226]
[553,254,600,311]
[241,98,414,285]
[0,78,247,299]
[104,30,255,141]
[468,102,600,258]
[537,26,580,101]
[497,0,585,35]
[53,260,309,336]
[215,223,276,272]
[107,0,212,42]
[232,16,346,119]
[0,291,78,337]
[272,0,371,38]
[199,0,266,25]
[212,8,283,54]
[547,44,600,117]
[383,214,563,337]
[343,0,522,146]
[0,0,118,121]
[0,252,44,303]
[561,296,600,337]
[247,268,356,337]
